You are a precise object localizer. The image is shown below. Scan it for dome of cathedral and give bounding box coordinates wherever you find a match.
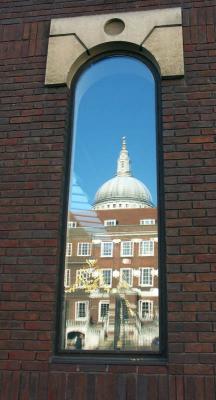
[94,175,152,207]
[93,137,154,210]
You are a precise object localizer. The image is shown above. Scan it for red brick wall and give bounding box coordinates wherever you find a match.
[0,1,215,399]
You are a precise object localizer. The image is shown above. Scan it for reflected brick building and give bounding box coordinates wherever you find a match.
[64,139,159,350]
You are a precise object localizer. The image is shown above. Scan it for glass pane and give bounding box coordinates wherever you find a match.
[62,56,159,352]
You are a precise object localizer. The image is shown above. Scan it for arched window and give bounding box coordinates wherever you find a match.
[59,53,165,358]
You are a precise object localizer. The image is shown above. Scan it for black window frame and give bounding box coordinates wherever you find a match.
[53,42,167,365]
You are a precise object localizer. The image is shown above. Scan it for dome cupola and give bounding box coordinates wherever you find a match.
[93,138,154,210]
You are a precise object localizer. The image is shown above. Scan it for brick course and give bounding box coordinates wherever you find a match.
[0,0,216,399]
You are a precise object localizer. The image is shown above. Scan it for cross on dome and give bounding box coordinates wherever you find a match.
[122,136,126,150]
[117,137,132,177]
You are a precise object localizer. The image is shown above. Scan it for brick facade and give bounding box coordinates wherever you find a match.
[0,1,216,399]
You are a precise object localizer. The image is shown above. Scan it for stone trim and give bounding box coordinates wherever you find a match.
[45,8,184,86]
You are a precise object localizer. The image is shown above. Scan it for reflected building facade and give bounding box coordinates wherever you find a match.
[63,138,159,351]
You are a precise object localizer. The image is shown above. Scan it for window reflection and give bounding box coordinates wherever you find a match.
[63,56,159,352]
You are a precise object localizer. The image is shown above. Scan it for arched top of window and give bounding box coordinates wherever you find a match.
[68,43,161,88]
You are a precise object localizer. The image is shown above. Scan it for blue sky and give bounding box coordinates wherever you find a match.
[69,56,157,210]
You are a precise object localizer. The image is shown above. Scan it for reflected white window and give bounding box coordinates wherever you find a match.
[101,242,113,257]
[104,219,117,226]
[76,269,92,288]
[98,301,109,322]
[77,242,91,256]
[101,269,112,287]
[64,269,71,287]
[139,240,154,256]
[68,221,77,228]
[139,268,153,287]
[121,241,133,257]
[75,301,89,320]
[120,268,133,286]
[66,243,72,256]
[139,300,153,320]
[140,219,155,225]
